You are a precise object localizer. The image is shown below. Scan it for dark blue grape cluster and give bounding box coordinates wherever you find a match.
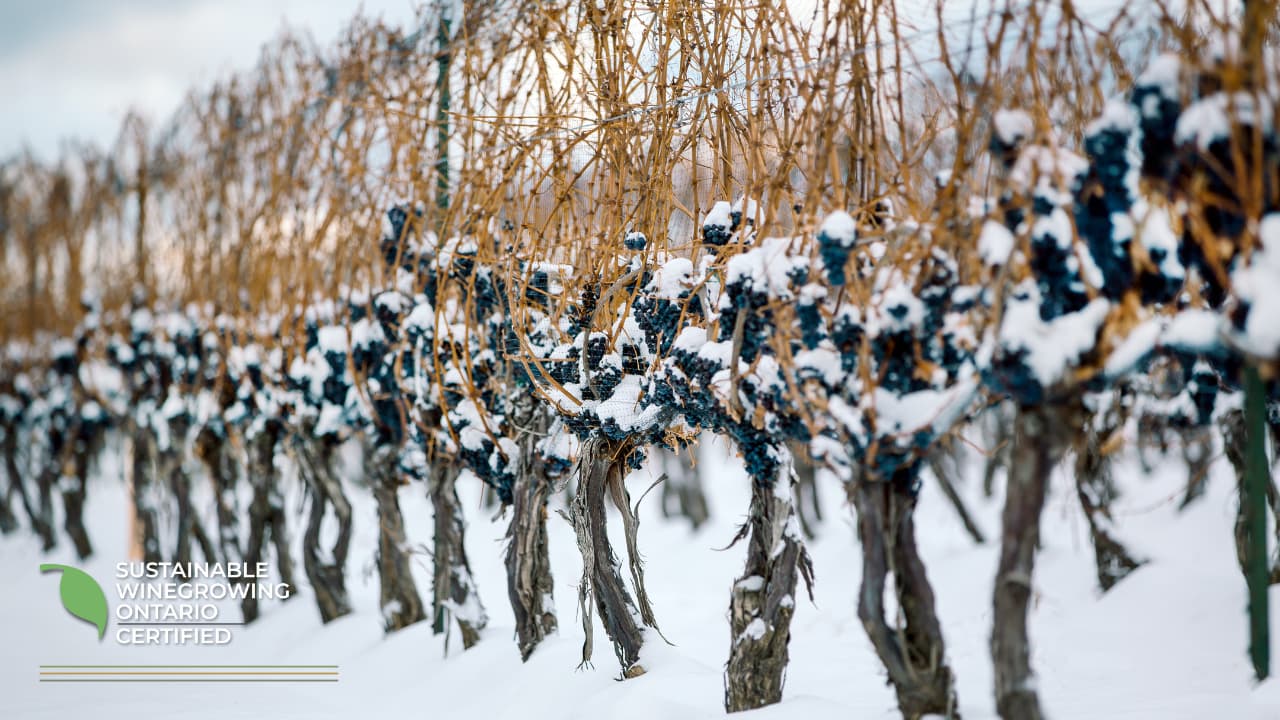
[702,204,736,247]
[870,290,930,396]
[624,231,648,251]
[1130,59,1182,183]
[634,294,701,357]
[1027,207,1091,321]
[381,204,426,272]
[1074,105,1137,300]
[718,277,774,363]
[817,212,857,286]
[797,292,826,350]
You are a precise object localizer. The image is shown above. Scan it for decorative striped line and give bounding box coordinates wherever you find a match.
[40,678,339,683]
[38,665,339,682]
[39,665,339,668]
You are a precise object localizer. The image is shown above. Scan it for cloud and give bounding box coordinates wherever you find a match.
[0,0,418,161]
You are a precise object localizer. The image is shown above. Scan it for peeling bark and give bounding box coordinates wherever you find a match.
[242,420,296,623]
[61,434,95,559]
[3,420,51,543]
[570,435,649,675]
[992,403,1068,720]
[429,459,487,648]
[505,390,557,660]
[791,442,822,540]
[983,402,1014,498]
[295,430,352,623]
[1074,418,1144,592]
[129,423,163,563]
[169,435,219,572]
[852,470,958,719]
[1136,410,1171,475]
[368,441,426,632]
[194,424,243,570]
[724,460,812,713]
[34,461,59,553]
[0,467,16,534]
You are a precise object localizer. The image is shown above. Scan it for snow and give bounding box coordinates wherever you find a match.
[739,618,768,642]
[1175,92,1276,151]
[130,308,154,334]
[672,326,708,353]
[1137,54,1181,100]
[732,196,760,225]
[374,291,408,316]
[4,435,1277,719]
[315,403,345,437]
[795,347,843,388]
[404,302,436,336]
[977,220,1015,266]
[703,201,733,231]
[999,282,1111,389]
[1228,213,1280,358]
[1163,309,1222,351]
[350,317,386,350]
[1008,145,1089,199]
[1104,318,1163,378]
[317,325,349,354]
[876,282,925,333]
[649,258,697,299]
[992,108,1033,147]
[596,375,648,431]
[1134,200,1184,282]
[51,338,76,360]
[819,211,857,247]
[1085,98,1137,137]
[724,237,805,300]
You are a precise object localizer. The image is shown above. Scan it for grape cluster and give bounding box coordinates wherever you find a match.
[1074,102,1137,300]
[817,211,857,286]
[624,231,648,251]
[702,201,736,247]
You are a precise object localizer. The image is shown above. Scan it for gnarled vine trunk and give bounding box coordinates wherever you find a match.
[294,430,352,623]
[570,435,653,676]
[241,420,296,623]
[992,403,1070,720]
[1075,414,1144,591]
[3,420,51,543]
[982,401,1015,498]
[505,388,557,660]
[61,424,97,559]
[169,427,220,573]
[791,442,822,540]
[1179,424,1214,510]
[429,459,487,647]
[129,421,164,563]
[194,424,244,571]
[368,441,426,632]
[852,469,958,719]
[0,458,16,534]
[725,458,812,713]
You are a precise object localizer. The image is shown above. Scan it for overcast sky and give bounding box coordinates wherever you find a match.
[0,0,419,161]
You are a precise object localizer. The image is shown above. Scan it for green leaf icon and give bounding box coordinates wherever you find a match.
[40,564,108,640]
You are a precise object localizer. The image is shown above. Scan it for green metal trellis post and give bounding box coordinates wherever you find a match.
[1244,365,1270,680]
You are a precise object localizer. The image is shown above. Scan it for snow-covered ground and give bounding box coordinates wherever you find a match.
[3,434,1278,719]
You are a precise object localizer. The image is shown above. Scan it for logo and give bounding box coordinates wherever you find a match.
[40,564,108,641]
